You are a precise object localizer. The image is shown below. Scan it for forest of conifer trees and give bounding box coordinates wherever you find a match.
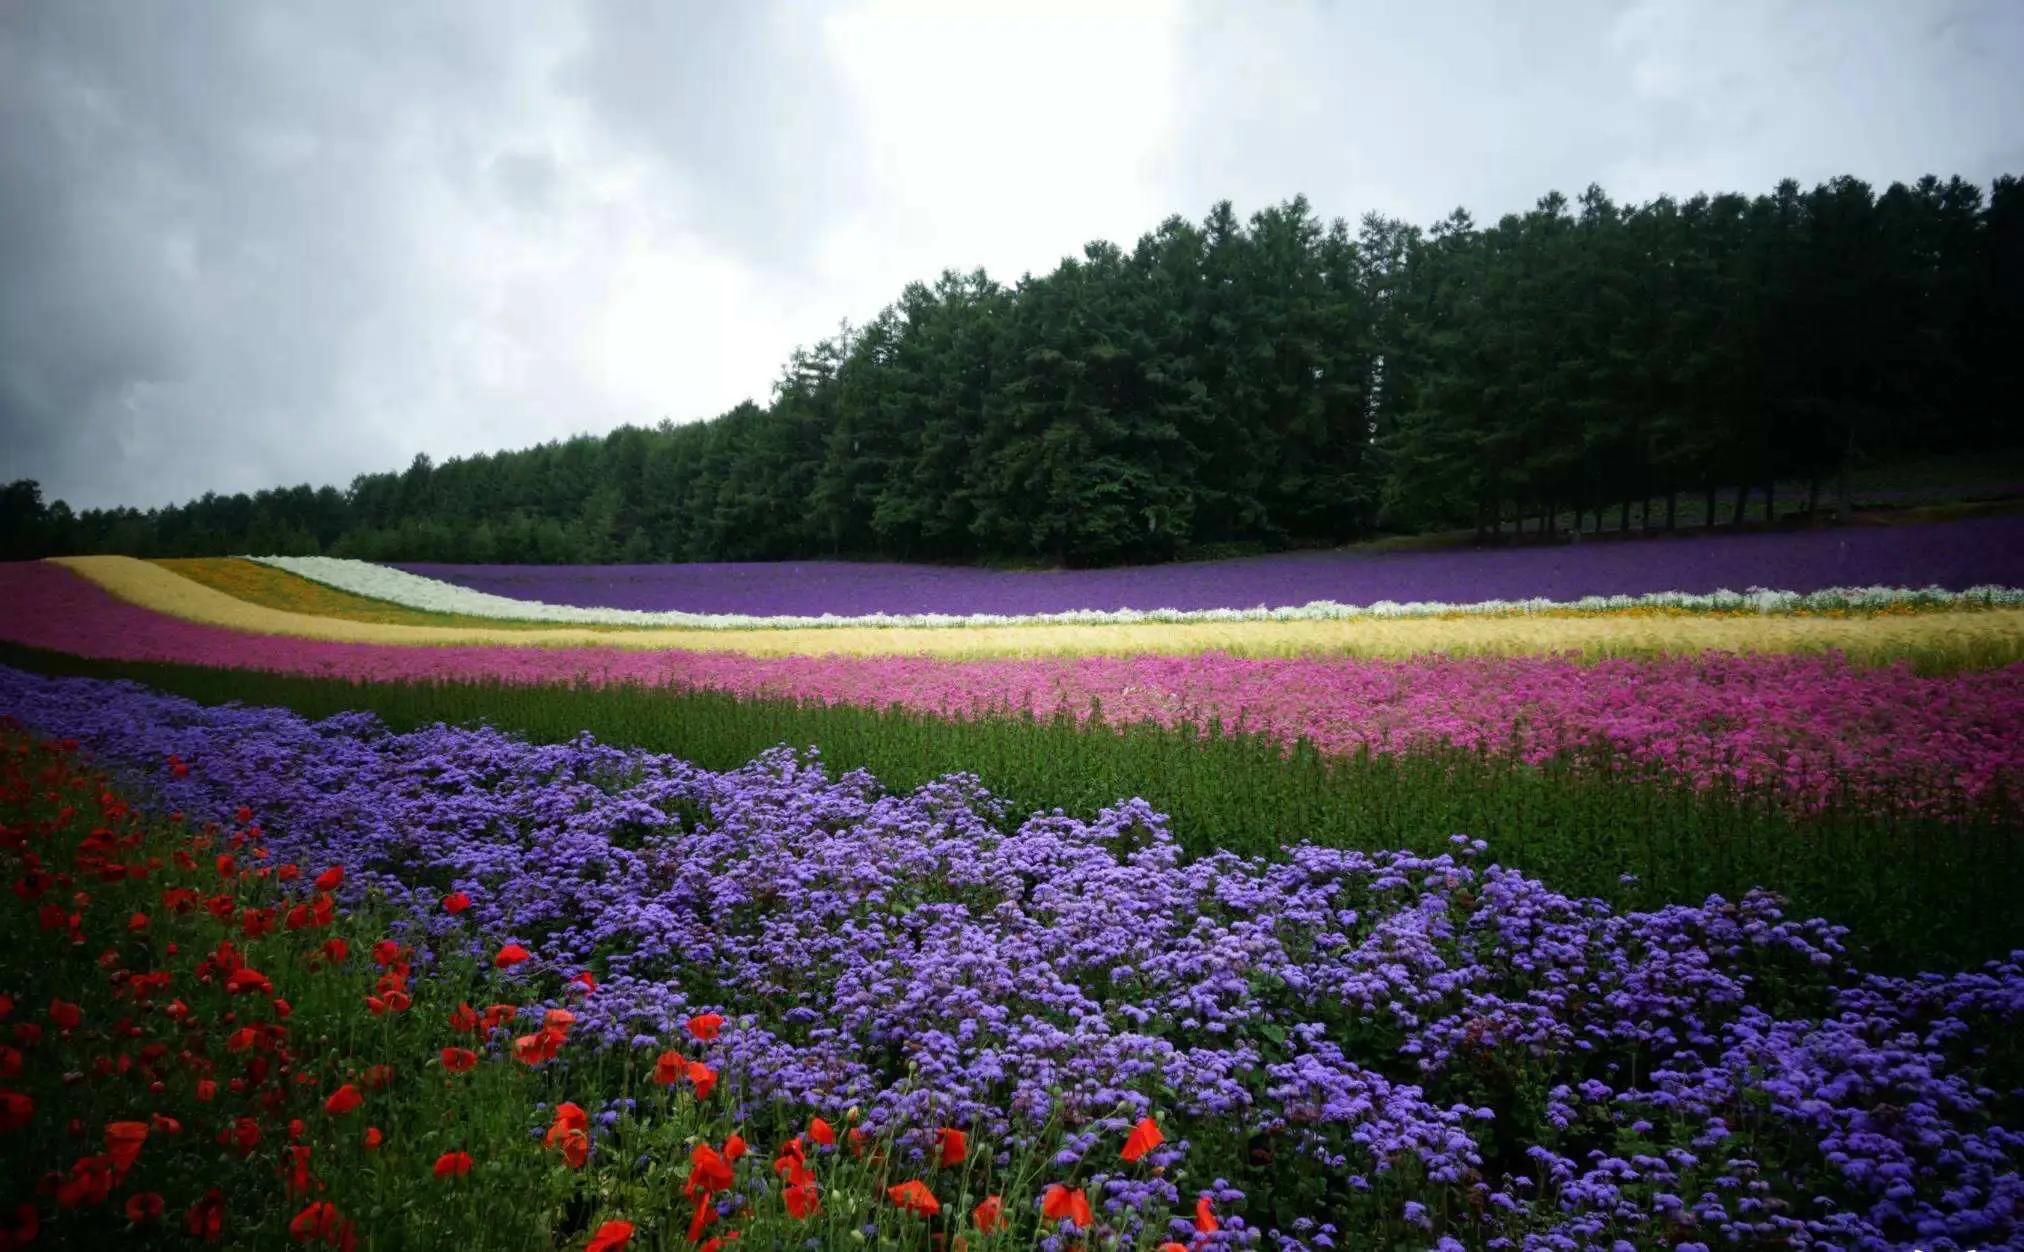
[6,171,2019,566]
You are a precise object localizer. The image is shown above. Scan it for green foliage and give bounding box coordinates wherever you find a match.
[7,173,2021,565]
[4,643,2014,974]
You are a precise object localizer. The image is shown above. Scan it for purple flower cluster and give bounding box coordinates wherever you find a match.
[3,664,2019,1249]
[400,515,2024,615]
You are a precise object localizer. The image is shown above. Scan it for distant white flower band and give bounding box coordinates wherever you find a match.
[249,556,2024,631]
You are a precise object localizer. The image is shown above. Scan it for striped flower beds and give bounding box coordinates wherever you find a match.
[39,556,2024,667]
[3,560,2018,812]
[258,553,2024,630]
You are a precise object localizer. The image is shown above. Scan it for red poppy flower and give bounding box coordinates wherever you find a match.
[936,1126,968,1167]
[545,1104,591,1169]
[1042,1184,1093,1229]
[285,1144,315,1194]
[323,1084,362,1116]
[151,1113,182,1135]
[56,1155,114,1208]
[442,891,472,914]
[652,1049,684,1085]
[687,1060,716,1100]
[288,1200,346,1244]
[684,1142,734,1198]
[494,943,531,968]
[784,1178,820,1219]
[105,1120,149,1173]
[1195,1194,1219,1232]
[195,1078,217,1103]
[513,1028,565,1066]
[685,1012,724,1041]
[440,1047,478,1073]
[225,967,273,996]
[362,1125,383,1150]
[686,1197,717,1244]
[184,1189,226,1242]
[433,1150,474,1178]
[887,1180,940,1217]
[363,1064,395,1090]
[235,806,253,824]
[321,938,348,964]
[449,1002,480,1033]
[371,940,402,966]
[572,970,598,994]
[0,1089,32,1132]
[1121,1115,1164,1163]
[0,1047,17,1079]
[973,1194,1005,1232]
[48,998,81,1030]
[585,1220,634,1251]
[1158,1244,1189,1252]
[312,866,344,891]
[126,1191,166,1222]
[806,1116,835,1147]
[482,1003,518,1032]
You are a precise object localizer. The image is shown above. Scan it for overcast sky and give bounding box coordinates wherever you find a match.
[3,0,2021,511]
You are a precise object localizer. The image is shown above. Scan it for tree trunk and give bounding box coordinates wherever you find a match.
[1620,498,1632,533]
[1835,431,1853,523]
[1666,489,1677,531]
[1734,483,1752,526]
[1763,480,1774,525]
[1704,484,1717,530]
[1806,474,1820,526]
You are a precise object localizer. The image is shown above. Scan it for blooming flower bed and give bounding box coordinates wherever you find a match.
[2,672,2019,1249]
[389,515,2024,617]
[58,555,2024,665]
[267,556,2024,630]
[3,565,2019,813]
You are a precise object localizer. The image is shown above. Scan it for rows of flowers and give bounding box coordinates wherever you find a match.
[52,558,2024,676]
[257,555,2024,630]
[2,667,2020,1248]
[390,514,2024,617]
[0,721,1227,1249]
[4,568,2020,812]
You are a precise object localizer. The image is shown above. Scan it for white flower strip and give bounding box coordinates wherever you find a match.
[247,556,2024,632]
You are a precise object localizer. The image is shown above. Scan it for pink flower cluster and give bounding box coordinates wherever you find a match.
[4,562,2018,810]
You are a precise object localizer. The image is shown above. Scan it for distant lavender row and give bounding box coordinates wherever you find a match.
[400,515,2024,616]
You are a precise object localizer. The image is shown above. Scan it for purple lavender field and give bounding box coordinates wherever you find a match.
[401,514,2024,615]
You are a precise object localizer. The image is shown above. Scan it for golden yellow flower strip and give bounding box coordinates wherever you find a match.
[155,558,623,631]
[58,555,2024,667]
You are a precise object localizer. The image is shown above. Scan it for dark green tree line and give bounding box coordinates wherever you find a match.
[7,172,2020,566]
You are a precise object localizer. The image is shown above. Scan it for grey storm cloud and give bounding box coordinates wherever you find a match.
[2,0,2021,511]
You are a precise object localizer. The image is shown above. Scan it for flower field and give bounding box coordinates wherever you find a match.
[2,520,2022,1249]
[26,556,2024,668]
[2,678,2021,1250]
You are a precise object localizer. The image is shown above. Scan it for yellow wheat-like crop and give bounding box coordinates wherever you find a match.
[56,555,2024,668]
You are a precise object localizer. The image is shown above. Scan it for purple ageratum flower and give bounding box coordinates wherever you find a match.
[1,663,2020,1249]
